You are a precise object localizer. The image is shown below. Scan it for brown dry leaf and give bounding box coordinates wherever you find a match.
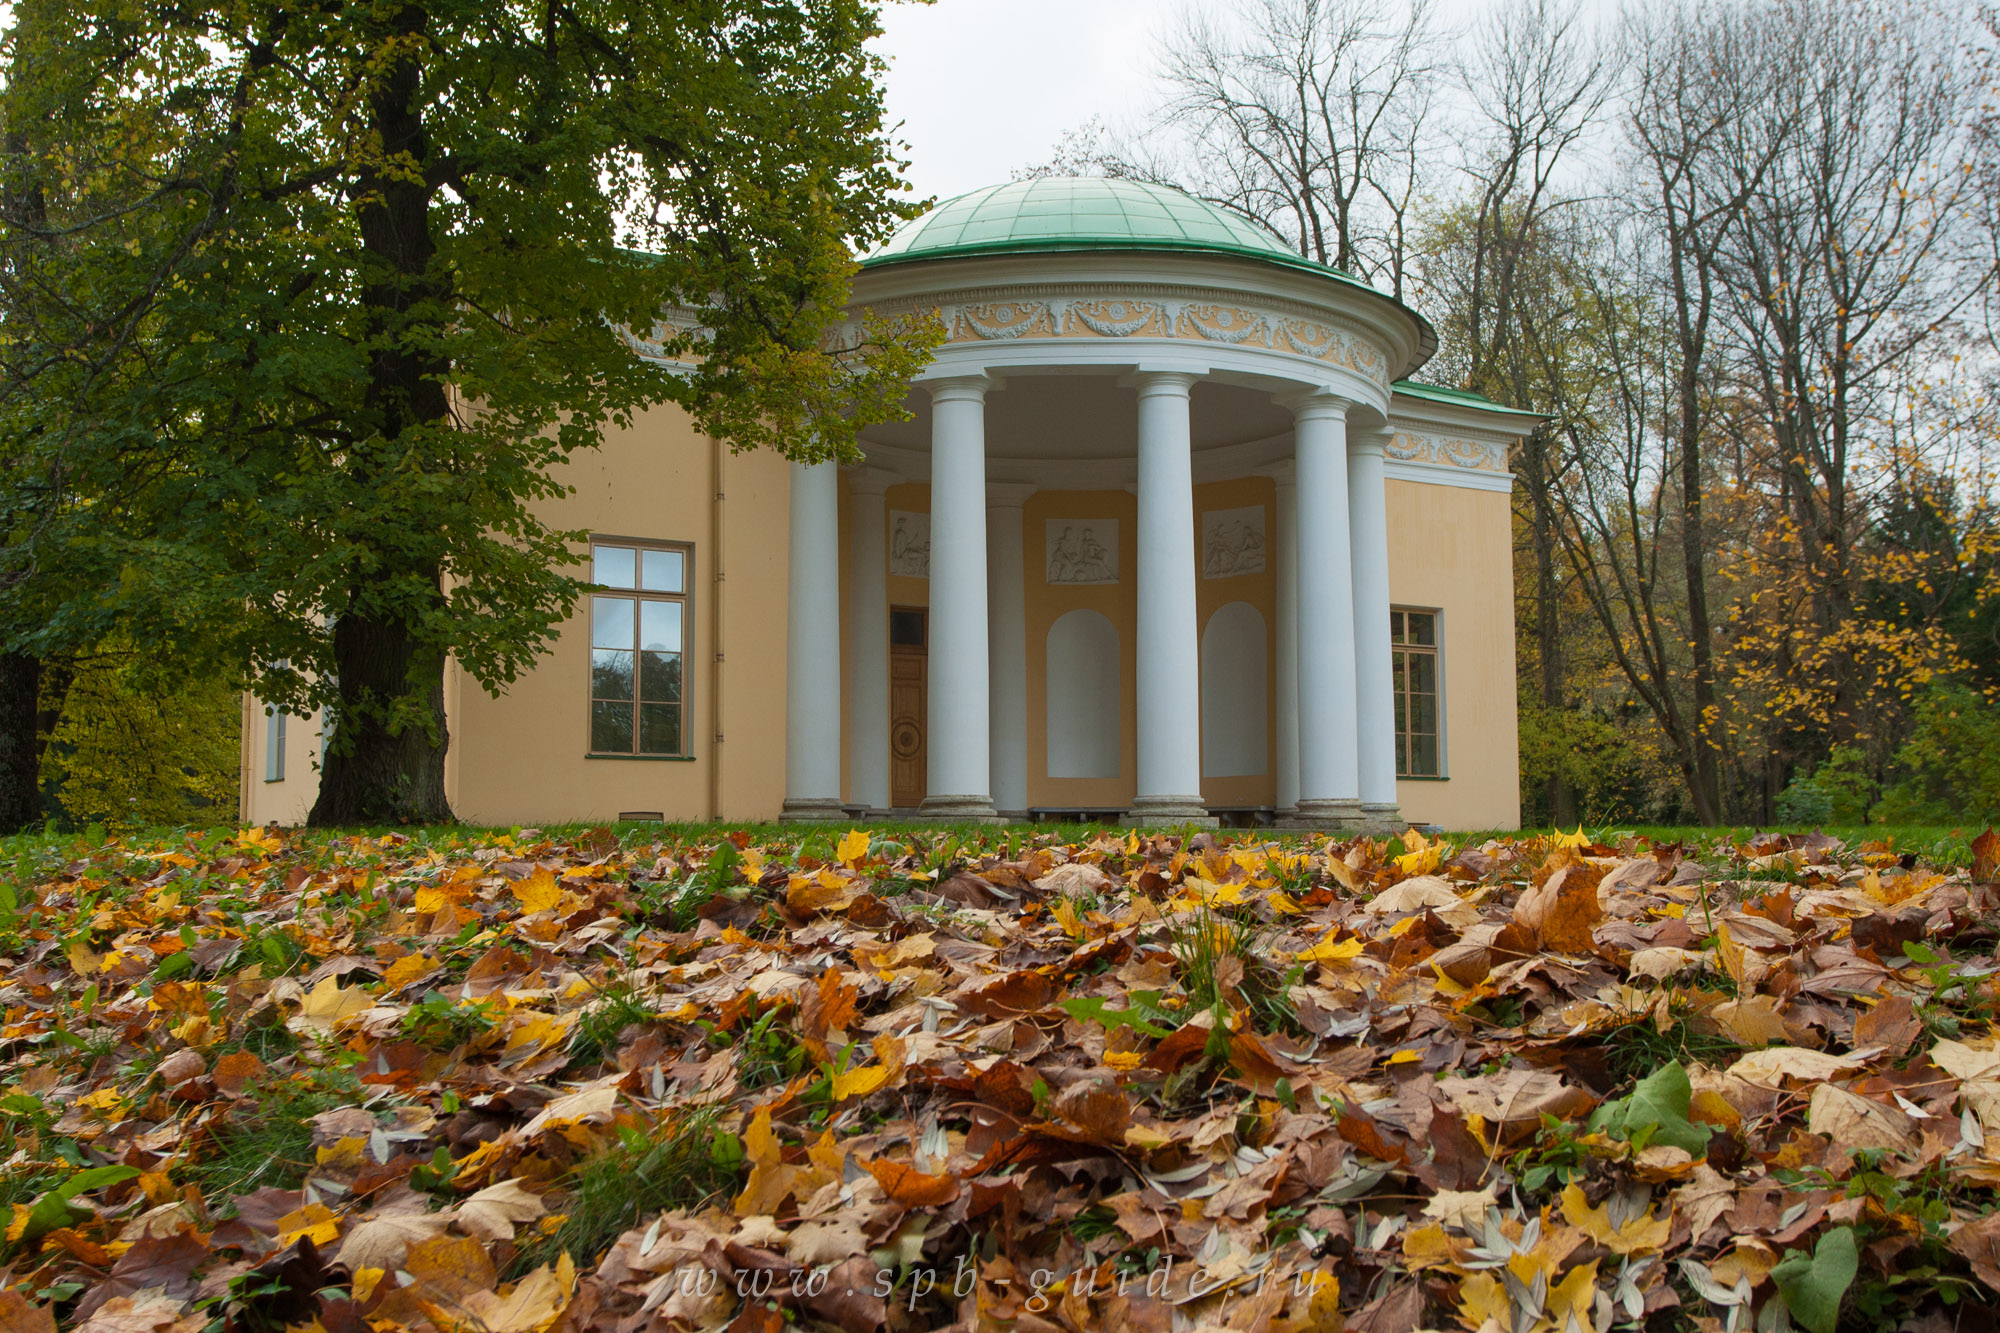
[1806,1084,1918,1156]
[1853,994,1923,1056]
[337,1210,453,1270]
[1710,994,1792,1047]
[1726,1046,1865,1088]
[0,1291,54,1333]
[1513,860,1603,953]
[456,1178,547,1242]
[1367,876,1480,929]
[72,1297,200,1333]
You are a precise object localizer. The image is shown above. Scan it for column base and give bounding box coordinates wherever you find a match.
[779,798,849,823]
[1278,798,1365,832]
[1121,796,1218,828]
[916,794,1007,824]
[1359,803,1405,836]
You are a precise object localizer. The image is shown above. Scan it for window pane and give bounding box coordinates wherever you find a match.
[1412,691,1437,736]
[1390,610,1405,644]
[591,700,634,752]
[640,650,681,703]
[641,549,684,592]
[1393,676,1407,733]
[1408,611,1436,646]
[592,649,633,701]
[890,608,926,648]
[1412,732,1439,776]
[639,702,680,755]
[592,596,635,650]
[593,546,636,589]
[1408,652,1435,697]
[640,598,682,652]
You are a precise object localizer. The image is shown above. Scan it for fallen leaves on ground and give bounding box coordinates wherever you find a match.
[0,822,1997,1331]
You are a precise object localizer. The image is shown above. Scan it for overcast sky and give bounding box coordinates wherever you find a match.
[873,0,1179,203]
[871,0,1526,205]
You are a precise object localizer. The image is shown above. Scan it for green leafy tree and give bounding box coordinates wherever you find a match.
[0,0,938,828]
[39,653,241,830]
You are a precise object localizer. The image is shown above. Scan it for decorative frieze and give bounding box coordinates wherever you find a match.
[1385,430,1510,474]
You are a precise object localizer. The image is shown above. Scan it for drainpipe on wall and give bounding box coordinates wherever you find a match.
[708,434,724,821]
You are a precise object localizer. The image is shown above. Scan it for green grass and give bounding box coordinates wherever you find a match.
[514,1109,734,1272]
[186,1072,356,1202]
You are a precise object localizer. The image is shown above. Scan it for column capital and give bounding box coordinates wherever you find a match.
[1281,387,1356,420]
[985,481,1038,509]
[844,464,902,495]
[1127,370,1199,398]
[922,374,992,404]
[1347,424,1395,458]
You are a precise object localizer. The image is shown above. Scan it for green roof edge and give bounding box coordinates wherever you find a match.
[1392,379,1547,419]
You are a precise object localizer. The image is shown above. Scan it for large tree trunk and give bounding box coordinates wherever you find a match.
[0,652,41,833]
[309,609,451,825]
[308,7,455,826]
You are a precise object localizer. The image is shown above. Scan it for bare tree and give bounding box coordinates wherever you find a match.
[1439,0,1611,825]
[1150,0,1436,294]
[1707,0,1993,760]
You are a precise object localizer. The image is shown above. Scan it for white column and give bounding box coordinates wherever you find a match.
[1126,372,1212,825]
[1287,392,1362,828]
[1262,461,1301,817]
[846,467,897,813]
[781,458,845,821]
[1350,427,1401,829]
[922,377,999,820]
[987,483,1036,818]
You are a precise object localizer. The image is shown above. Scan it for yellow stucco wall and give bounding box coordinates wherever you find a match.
[243,402,792,827]
[1386,478,1521,830]
[242,424,1518,830]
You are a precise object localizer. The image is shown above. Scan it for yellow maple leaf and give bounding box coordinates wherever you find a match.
[1552,825,1591,851]
[383,952,438,990]
[66,939,101,976]
[276,1202,342,1248]
[837,828,871,866]
[513,868,562,915]
[295,977,374,1029]
[1562,1183,1671,1255]
[1394,844,1443,876]
[1267,890,1305,915]
[1103,1051,1146,1071]
[78,1087,129,1120]
[1051,897,1084,938]
[1296,933,1364,964]
[414,882,469,915]
[832,1063,889,1102]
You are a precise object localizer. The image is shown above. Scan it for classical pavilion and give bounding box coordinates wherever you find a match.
[243,178,1536,830]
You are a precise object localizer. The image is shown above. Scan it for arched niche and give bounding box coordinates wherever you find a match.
[1046,609,1121,779]
[1201,601,1268,777]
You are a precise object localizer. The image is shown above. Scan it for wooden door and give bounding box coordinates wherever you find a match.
[889,606,927,808]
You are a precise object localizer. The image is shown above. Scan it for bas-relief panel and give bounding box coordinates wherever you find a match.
[1201,505,1266,579]
[938,297,1391,388]
[1045,520,1119,585]
[889,511,930,579]
[1386,430,1510,473]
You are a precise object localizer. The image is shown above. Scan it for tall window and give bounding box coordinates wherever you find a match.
[1391,608,1441,777]
[589,540,690,757]
[264,707,287,782]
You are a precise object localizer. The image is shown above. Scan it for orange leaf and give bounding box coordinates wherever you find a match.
[865,1158,960,1207]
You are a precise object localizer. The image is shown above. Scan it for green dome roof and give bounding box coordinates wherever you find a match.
[866,177,1331,275]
